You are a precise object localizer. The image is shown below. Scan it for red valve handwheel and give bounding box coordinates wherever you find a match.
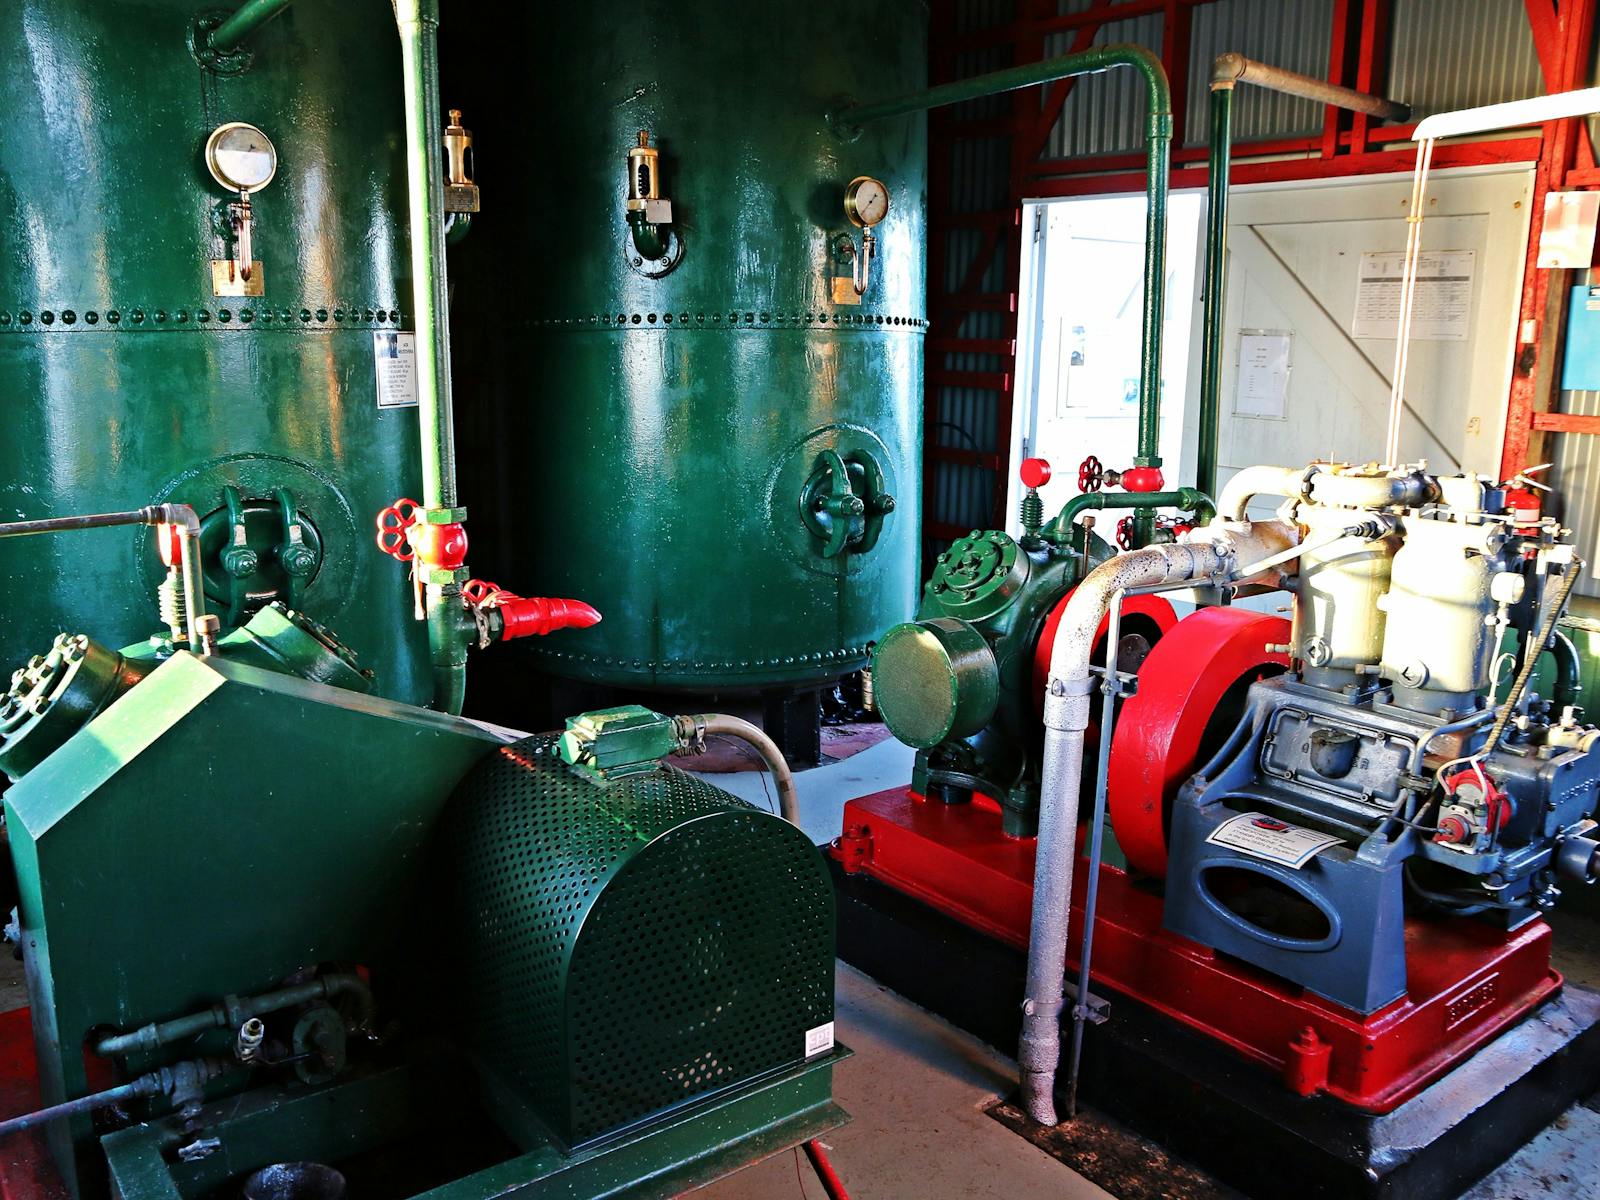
[463,579,504,605]
[375,497,421,561]
[1077,455,1103,493]
[1116,516,1135,550]
[1020,457,1052,489]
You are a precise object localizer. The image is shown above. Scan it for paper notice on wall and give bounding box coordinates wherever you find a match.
[1234,332,1291,419]
[1352,249,1475,341]
[1205,812,1341,870]
[373,330,419,408]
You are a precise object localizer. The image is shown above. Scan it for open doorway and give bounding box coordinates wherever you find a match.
[1007,192,1204,531]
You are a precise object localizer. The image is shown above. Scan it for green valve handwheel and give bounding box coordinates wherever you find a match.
[872,618,1001,750]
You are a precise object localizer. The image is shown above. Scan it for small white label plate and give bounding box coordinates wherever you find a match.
[1205,812,1340,870]
[373,330,419,409]
[804,1021,835,1058]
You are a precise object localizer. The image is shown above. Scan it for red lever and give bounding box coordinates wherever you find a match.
[1077,455,1103,493]
[464,579,602,640]
[1020,458,1052,489]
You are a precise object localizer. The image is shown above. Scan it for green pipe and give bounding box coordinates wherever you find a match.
[396,0,457,512]
[832,43,1172,473]
[208,0,292,53]
[396,0,468,713]
[1042,489,1215,546]
[1197,84,1232,505]
[1550,630,1583,711]
[445,211,474,247]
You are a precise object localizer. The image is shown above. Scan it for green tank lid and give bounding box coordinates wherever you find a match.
[872,618,1000,750]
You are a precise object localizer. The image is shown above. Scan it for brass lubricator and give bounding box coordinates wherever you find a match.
[624,131,675,264]
[443,109,480,214]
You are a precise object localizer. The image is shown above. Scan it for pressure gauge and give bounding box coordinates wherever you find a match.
[204,122,278,194]
[844,176,890,228]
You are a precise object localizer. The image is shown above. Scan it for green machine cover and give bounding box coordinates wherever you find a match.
[437,736,836,1147]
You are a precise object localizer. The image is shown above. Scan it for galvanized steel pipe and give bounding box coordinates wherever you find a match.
[832,44,1172,479]
[1023,524,1295,1124]
[1197,56,1407,498]
[0,505,207,648]
[208,0,293,53]
[1216,463,1318,521]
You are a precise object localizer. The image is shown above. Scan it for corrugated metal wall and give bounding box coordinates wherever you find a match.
[1388,0,1543,121]
[936,1,1598,588]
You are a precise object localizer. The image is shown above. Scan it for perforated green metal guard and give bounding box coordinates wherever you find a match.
[440,735,835,1147]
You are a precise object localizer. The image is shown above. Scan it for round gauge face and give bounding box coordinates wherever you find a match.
[205,122,278,194]
[845,176,890,228]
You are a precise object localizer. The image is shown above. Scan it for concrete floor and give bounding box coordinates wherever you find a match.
[691,739,1600,1200]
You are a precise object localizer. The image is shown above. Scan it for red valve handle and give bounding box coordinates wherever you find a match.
[1077,455,1103,494]
[1020,457,1052,489]
[375,497,421,562]
[462,578,500,605]
[1116,516,1135,550]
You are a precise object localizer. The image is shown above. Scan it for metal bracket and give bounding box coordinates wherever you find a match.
[1065,981,1111,1026]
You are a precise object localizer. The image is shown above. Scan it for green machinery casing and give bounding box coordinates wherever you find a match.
[435,737,836,1148]
[450,1,928,694]
[871,526,1128,835]
[7,651,841,1196]
[0,0,428,704]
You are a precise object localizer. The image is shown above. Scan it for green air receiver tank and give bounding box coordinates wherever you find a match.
[0,0,426,704]
[438,735,836,1147]
[453,2,927,692]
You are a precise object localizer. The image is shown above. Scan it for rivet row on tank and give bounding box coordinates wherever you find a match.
[534,645,864,666]
[0,306,400,330]
[530,313,926,329]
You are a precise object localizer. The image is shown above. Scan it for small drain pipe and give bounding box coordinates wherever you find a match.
[1020,523,1296,1124]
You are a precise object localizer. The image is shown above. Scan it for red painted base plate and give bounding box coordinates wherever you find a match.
[833,787,1562,1114]
[0,1006,69,1200]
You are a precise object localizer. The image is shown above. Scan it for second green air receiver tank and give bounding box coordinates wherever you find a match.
[457,2,927,691]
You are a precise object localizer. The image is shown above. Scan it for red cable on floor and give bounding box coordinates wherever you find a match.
[802,1140,850,1200]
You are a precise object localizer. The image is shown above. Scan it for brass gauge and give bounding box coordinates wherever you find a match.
[203,122,277,294]
[204,122,278,194]
[844,176,890,228]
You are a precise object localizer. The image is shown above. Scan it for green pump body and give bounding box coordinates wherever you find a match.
[0,0,427,704]
[873,526,1125,835]
[450,2,927,694]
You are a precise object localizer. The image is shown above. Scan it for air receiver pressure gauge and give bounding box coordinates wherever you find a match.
[842,175,890,297]
[204,122,277,292]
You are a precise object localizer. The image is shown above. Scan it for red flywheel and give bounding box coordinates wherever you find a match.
[1106,607,1290,877]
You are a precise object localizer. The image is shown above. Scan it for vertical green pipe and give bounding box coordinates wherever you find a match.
[209,0,293,52]
[395,0,457,512]
[831,44,1173,542]
[396,0,467,713]
[1196,83,1233,502]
